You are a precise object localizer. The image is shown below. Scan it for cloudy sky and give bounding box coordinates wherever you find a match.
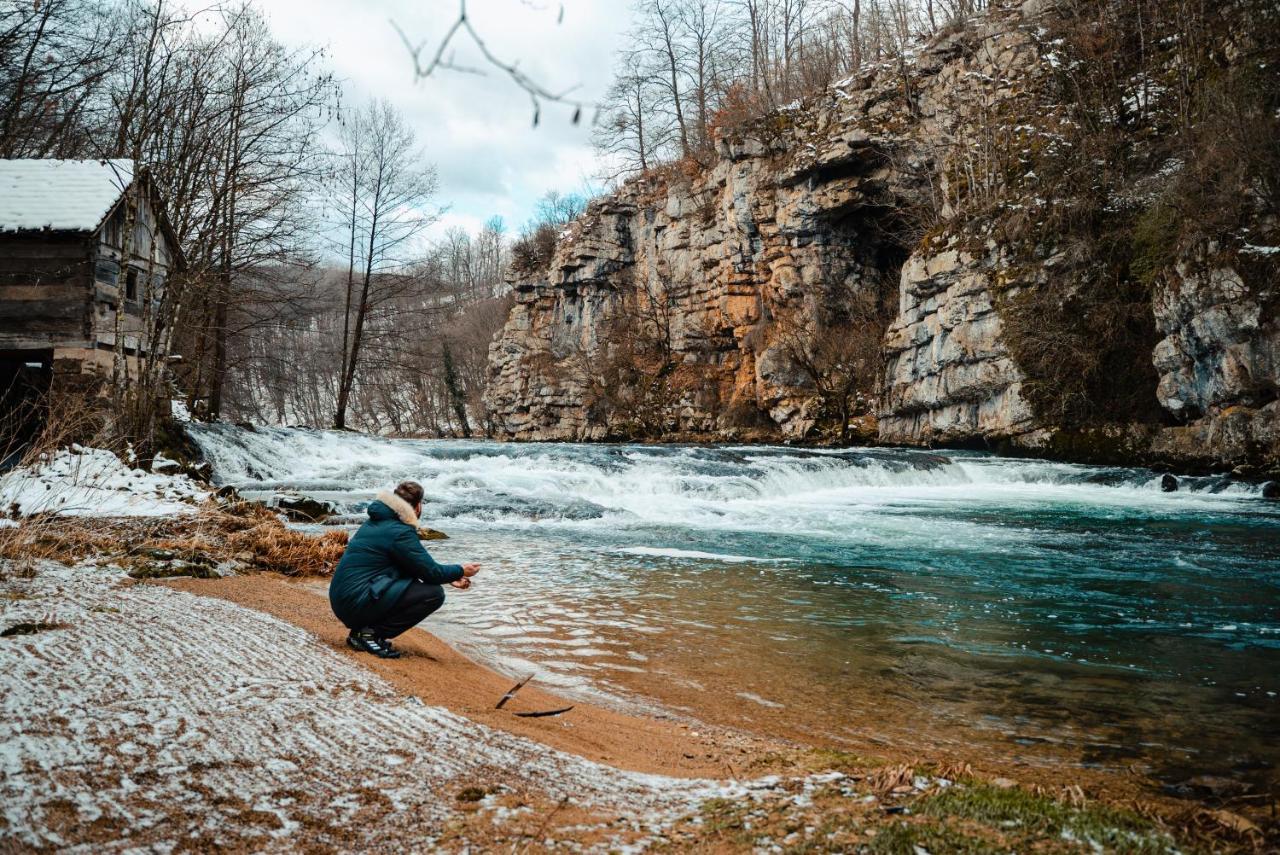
[259,0,631,242]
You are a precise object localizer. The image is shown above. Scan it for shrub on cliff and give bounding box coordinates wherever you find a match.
[988,0,1279,428]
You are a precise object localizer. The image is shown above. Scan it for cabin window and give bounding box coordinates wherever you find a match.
[94,258,119,287]
[125,267,138,302]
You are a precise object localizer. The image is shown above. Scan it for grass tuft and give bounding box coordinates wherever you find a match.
[916,782,1178,853]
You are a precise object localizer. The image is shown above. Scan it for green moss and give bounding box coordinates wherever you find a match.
[866,820,1003,854]
[1130,203,1181,286]
[916,783,1176,853]
[699,796,748,833]
[702,795,777,849]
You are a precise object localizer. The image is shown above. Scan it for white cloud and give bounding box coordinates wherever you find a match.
[257,0,628,245]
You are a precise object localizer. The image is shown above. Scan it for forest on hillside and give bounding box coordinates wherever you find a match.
[8,0,1275,456]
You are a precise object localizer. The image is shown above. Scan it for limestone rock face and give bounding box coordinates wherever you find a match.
[486,6,1047,444]
[483,1,1279,472]
[1150,248,1280,466]
[879,247,1038,446]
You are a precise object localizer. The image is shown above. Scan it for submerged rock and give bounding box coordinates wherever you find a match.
[1263,481,1280,500]
[273,493,334,522]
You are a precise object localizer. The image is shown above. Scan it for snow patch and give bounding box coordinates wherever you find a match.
[0,446,208,518]
[1241,243,1280,256]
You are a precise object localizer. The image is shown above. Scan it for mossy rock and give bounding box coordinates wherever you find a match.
[274,494,334,523]
[417,527,448,541]
[127,560,220,580]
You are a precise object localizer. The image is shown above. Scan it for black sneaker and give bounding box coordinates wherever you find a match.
[347,629,401,659]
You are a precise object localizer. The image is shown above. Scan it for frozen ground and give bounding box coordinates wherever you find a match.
[0,561,739,851]
[0,446,208,518]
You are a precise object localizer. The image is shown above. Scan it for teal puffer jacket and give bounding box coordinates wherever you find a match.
[328,491,464,630]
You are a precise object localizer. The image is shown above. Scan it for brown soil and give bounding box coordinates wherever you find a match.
[164,573,781,780]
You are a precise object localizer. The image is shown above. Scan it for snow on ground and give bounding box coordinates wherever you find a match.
[0,446,208,518]
[0,562,738,850]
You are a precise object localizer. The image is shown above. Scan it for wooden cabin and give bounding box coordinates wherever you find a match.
[0,159,184,428]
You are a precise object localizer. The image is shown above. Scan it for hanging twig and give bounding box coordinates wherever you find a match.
[391,0,589,127]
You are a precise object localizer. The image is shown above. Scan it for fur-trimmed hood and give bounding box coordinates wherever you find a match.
[372,489,419,527]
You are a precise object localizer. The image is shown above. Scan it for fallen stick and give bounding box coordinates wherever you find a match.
[495,673,535,709]
[513,706,574,718]
[513,795,570,855]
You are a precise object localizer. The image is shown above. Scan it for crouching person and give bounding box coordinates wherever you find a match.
[329,480,479,659]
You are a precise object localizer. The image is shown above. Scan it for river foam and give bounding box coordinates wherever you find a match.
[188,424,1268,538]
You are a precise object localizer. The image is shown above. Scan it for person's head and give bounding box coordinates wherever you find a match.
[393,480,424,517]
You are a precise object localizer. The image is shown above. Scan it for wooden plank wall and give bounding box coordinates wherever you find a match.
[0,235,93,352]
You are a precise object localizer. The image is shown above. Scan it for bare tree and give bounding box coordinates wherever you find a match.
[0,0,121,157]
[332,99,440,430]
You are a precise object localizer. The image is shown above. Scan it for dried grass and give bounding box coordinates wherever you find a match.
[0,499,348,579]
[224,521,348,577]
[865,763,915,796]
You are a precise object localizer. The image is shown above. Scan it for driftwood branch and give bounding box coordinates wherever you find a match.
[495,673,534,709]
[513,795,571,855]
[513,706,574,718]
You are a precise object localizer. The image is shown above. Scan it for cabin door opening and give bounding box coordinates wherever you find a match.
[0,350,53,469]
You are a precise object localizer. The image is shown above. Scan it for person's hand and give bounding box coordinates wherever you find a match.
[462,563,480,577]
[450,577,471,590]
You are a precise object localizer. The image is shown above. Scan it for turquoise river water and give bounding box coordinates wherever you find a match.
[189,425,1280,797]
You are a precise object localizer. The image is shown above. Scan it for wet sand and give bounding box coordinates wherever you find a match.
[164,573,1214,813]
[164,573,780,780]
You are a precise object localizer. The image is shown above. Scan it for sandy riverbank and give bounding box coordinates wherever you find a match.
[1,445,1269,848]
[1,558,1266,851]
[163,573,782,780]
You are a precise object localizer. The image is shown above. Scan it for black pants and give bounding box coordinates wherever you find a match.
[367,582,445,639]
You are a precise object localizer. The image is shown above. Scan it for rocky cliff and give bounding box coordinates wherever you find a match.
[486,0,1279,472]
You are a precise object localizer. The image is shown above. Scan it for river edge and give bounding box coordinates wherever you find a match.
[166,571,1273,850]
[1,436,1272,853]
[0,542,1269,851]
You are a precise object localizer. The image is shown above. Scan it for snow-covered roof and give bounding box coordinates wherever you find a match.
[0,158,134,234]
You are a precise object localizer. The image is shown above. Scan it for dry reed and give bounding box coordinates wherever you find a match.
[0,500,348,579]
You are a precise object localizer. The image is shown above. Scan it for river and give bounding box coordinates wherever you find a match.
[189,424,1280,796]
